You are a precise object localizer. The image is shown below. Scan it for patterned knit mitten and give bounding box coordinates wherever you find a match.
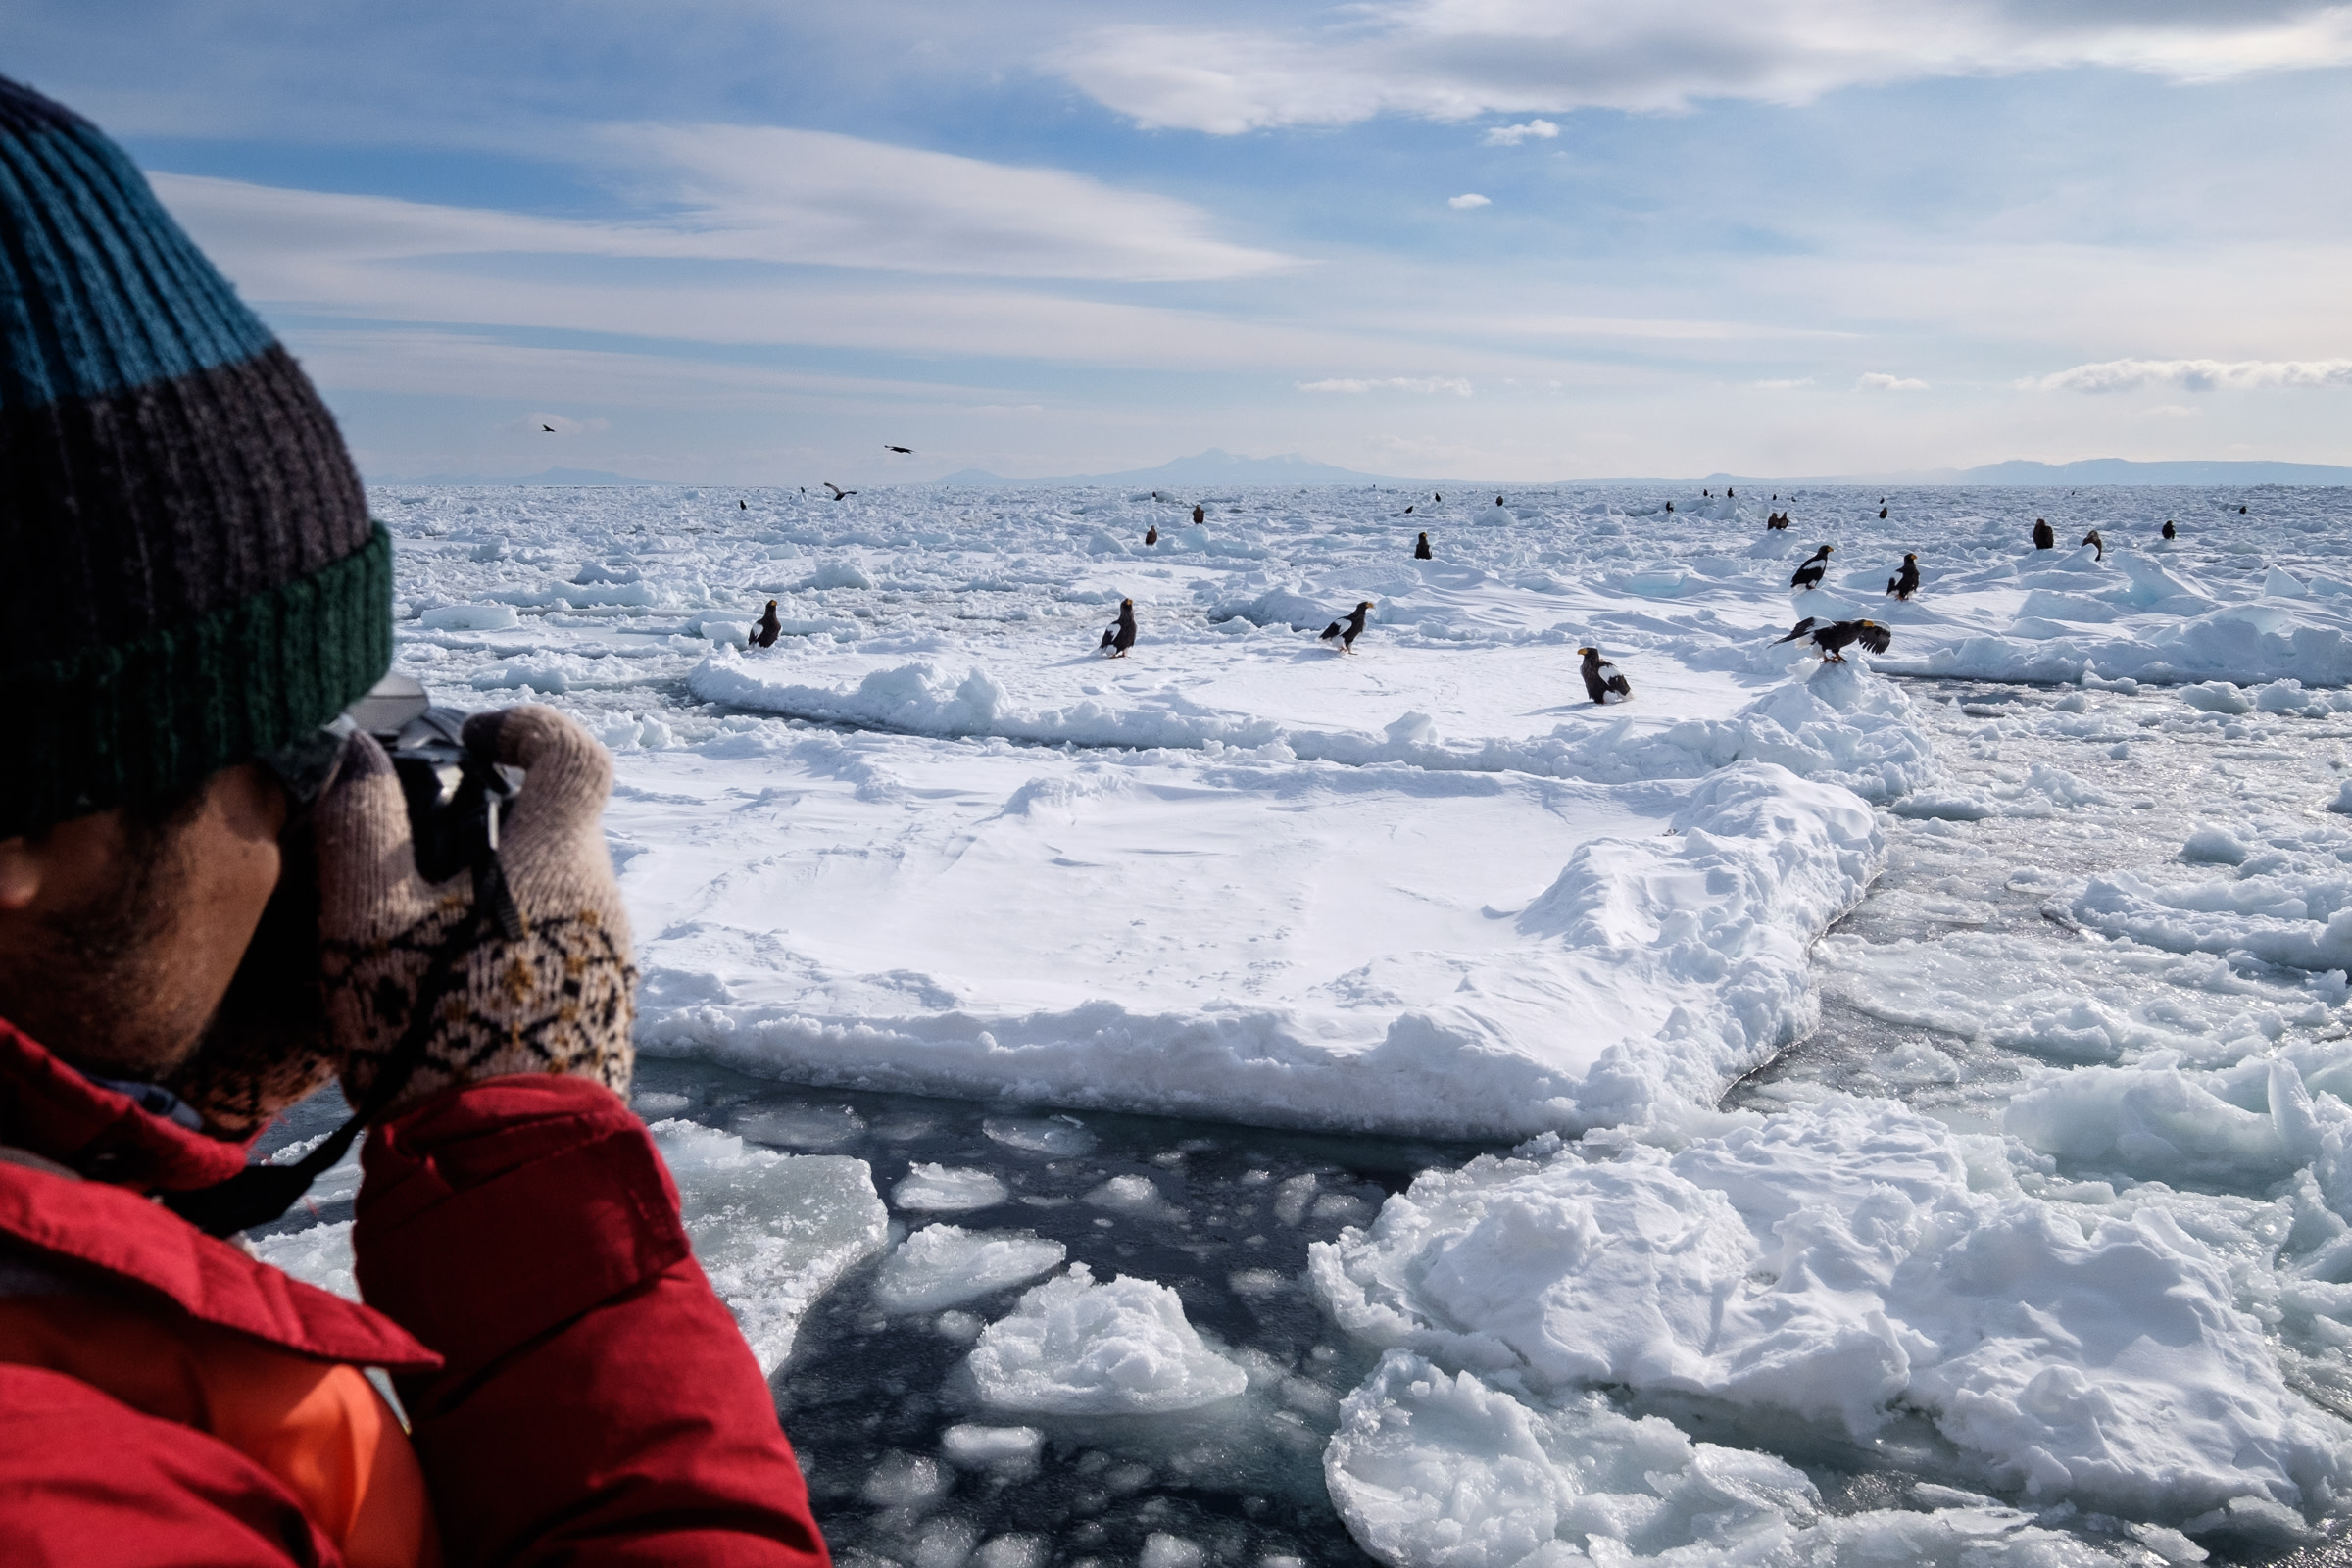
[320,705,637,1115]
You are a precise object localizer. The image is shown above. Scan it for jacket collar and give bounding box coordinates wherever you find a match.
[0,1016,438,1372]
[0,1015,250,1190]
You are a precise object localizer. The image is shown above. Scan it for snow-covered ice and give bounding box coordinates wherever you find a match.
[874,1224,1066,1313]
[1312,1099,2350,1521]
[639,1119,889,1372]
[235,480,2352,1562]
[964,1263,1250,1415]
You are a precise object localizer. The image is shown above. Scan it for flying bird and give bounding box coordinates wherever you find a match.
[754,600,781,649]
[541,424,555,432]
[2033,517,2055,550]
[1099,598,1137,657]
[1886,553,1920,601]
[1790,545,1833,591]
[1320,601,1374,654]
[2082,529,2105,561]
[884,445,913,454]
[1414,531,1432,561]
[1777,616,1892,662]
[1578,647,1633,704]
[824,482,856,500]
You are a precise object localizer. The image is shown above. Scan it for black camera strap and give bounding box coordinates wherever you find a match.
[162,853,507,1240]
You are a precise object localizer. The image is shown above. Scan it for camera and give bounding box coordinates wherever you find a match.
[344,675,520,884]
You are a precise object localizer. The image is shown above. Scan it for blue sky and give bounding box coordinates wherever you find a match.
[14,1,2352,482]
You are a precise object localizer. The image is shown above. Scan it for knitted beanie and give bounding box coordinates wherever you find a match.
[0,75,389,839]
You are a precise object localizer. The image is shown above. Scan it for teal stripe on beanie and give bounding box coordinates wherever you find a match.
[1,524,393,839]
[0,76,277,413]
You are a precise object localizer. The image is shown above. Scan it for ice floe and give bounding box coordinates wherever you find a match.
[965,1263,1250,1414]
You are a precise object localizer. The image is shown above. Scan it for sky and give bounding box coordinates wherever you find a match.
[12,2,2352,483]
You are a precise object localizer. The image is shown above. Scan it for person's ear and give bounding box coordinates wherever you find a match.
[0,837,39,911]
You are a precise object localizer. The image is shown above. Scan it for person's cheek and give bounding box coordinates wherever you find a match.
[172,768,287,1028]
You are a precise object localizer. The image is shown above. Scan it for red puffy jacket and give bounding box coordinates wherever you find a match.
[0,1016,830,1567]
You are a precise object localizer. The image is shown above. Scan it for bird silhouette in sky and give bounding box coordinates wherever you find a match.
[541,424,555,432]
[884,445,913,454]
[824,482,856,500]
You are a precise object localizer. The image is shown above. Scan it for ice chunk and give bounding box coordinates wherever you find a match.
[873,1225,1066,1313]
[2180,681,2253,715]
[910,1517,978,1568]
[862,1449,954,1509]
[942,1424,1045,1478]
[971,1535,1048,1568]
[894,1163,1010,1211]
[1329,1349,2145,1565]
[736,1103,866,1148]
[1138,1535,1206,1568]
[1083,1174,1180,1221]
[1311,1100,2352,1519]
[1325,1351,1822,1567]
[648,1119,888,1372]
[964,1264,1248,1414]
[418,602,519,631]
[808,561,875,590]
[249,1219,356,1301]
[981,1116,1098,1156]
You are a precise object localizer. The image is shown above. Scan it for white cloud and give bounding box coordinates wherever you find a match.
[151,122,1297,286]
[1447,193,1492,210]
[289,329,1020,410]
[2026,356,2352,393]
[1756,376,1816,389]
[1857,371,1930,391]
[1299,376,1475,395]
[1056,2,2352,134]
[604,123,1296,281]
[1483,119,1559,146]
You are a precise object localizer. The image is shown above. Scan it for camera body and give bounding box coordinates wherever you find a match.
[345,675,519,883]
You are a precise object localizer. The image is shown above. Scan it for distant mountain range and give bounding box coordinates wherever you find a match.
[369,453,2352,490]
[1928,458,2352,486]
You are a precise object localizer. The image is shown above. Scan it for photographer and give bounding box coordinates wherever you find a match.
[0,77,827,1566]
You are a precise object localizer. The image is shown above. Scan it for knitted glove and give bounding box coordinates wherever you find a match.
[320,705,637,1116]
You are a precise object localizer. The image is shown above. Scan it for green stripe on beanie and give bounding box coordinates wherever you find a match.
[3,524,391,837]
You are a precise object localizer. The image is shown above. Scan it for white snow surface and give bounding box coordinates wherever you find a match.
[363,481,2352,1558]
[1327,1350,2174,1567]
[374,480,1952,1138]
[1312,1100,2351,1523]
